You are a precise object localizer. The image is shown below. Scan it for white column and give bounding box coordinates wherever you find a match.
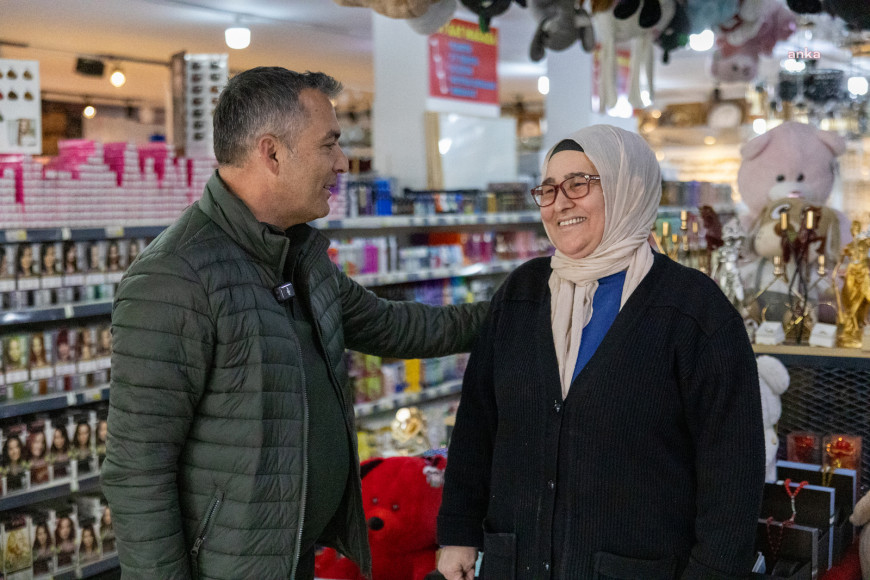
[372,13,430,189]
[543,48,637,155]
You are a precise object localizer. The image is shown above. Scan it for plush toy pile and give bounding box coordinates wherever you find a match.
[315,455,447,580]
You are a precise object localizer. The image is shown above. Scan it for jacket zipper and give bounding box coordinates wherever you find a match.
[190,489,224,578]
[288,299,309,580]
[299,261,370,574]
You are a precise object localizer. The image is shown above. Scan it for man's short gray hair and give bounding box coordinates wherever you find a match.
[213,67,343,166]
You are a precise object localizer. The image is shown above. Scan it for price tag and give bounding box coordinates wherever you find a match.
[61,227,72,240]
[63,304,74,319]
[5,229,27,242]
[105,226,125,238]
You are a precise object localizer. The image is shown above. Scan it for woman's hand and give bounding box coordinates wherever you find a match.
[437,545,479,580]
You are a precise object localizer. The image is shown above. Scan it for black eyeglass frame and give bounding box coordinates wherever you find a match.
[530,174,602,207]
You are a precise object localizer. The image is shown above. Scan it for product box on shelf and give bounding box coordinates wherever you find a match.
[2,514,33,578]
[0,58,41,156]
[77,515,101,565]
[760,480,834,572]
[53,509,78,570]
[753,520,819,579]
[2,422,30,493]
[69,410,95,476]
[26,418,50,487]
[14,242,40,292]
[3,333,29,385]
[31,516,54,578]
[776,460,858,561]
[48,419,72,480]
[53,328,77,379]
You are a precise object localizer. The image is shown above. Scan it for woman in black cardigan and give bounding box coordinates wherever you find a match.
[437,125,765,579]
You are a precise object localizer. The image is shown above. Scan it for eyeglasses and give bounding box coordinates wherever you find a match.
[530,174,601,207]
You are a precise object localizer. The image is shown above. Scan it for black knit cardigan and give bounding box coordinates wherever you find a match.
[437,252,765,580]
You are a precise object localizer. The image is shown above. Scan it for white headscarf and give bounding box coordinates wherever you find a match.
[542,125,661,398]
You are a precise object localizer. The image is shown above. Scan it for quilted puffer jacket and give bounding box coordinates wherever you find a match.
[101,172,488,580]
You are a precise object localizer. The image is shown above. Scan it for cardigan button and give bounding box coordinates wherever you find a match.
[547,480,555,490]
[553,401,562,413]
[543,561,550,571]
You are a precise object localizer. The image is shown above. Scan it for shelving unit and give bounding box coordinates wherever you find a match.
[354,379,462,418]
[0,193,742,579]
[54,555,120,580]
[352,258,531,287]
[0,300,113,326]
[0,471,101,512]
[0,226,167,244]
[0,385,110,420]
[312,210,541,230]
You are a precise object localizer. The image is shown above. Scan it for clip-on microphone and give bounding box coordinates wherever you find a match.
[273,282,295,302]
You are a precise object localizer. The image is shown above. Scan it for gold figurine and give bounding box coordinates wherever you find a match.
[834,221,870,348]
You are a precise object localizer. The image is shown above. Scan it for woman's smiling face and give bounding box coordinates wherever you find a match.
[540,150,606,260]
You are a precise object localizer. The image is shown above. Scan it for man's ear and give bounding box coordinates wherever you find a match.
[256,134,281,175]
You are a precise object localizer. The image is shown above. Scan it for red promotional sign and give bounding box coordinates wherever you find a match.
[428,19,498,106]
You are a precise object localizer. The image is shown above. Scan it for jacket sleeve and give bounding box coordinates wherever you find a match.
[339,271,489,358]
[436,303,499,548]
[681,315,765,579]
[101,250,214,580]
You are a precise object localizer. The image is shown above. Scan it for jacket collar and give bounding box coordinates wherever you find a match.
[198,170,297,278]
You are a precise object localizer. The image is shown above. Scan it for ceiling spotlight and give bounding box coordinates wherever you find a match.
[83,104,97,119]
[225,22,251,50]
[537,75,549,95]
[109,66,126,88]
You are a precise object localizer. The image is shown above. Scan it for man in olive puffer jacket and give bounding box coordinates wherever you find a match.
[101,67,489,580]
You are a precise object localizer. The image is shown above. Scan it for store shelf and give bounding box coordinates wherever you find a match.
[54,554,119,580]
[354,379,462,418]
[0,471,101,512]
[350,258,533,287]
[0,225,167,243]
[754,343,870,360]
[658,203,734,216]
[312,211,542,230]
[0,385,110,420]
[0,299,113,326]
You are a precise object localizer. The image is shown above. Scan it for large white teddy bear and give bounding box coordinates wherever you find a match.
[757,355,790,482]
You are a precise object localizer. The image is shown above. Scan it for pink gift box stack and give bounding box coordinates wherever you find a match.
[0,140,217,229]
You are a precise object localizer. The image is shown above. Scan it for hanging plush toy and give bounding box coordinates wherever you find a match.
[716,0,766,47]
[656,0,691,64]
[685,0,740,33]
[709,0,795,84]
[333,0,439,19]
[459,0,515,31]
[528,0,597,61]
[594,0,675,110]
[407,0,457,34]
[718,0,796,59]
[709,48,759,83]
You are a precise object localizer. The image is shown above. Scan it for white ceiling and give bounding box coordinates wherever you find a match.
[0,0,863,113]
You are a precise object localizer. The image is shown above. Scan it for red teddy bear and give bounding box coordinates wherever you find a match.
[315,455,447,580]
